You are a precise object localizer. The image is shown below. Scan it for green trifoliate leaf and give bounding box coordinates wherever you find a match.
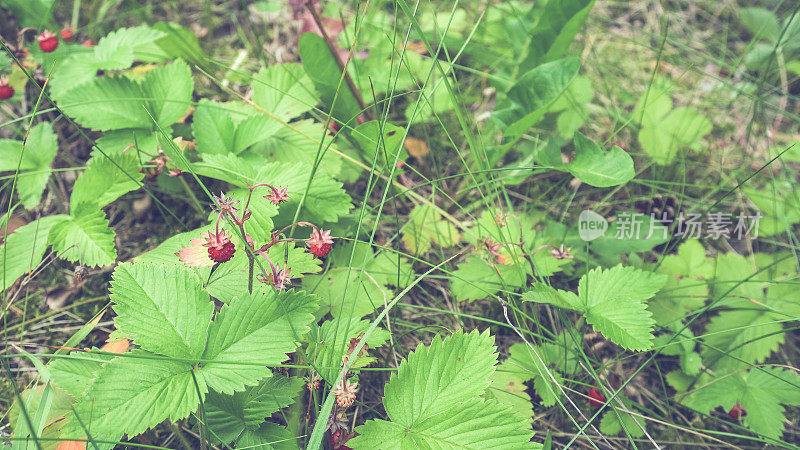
[682,368,800,440]
[524,265,666,350]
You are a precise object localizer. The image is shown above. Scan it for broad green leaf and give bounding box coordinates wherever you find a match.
[153,22,212,72]
[200,290,317,393]
[701,308,783,371]
[739,8,781,43]
[232,114,281,155]
[245,119,343,178]
[351,330,536,449]
[70,151,143,210]
[0,123,59,209]
[577,265,666,350]
[401,204,460,254]
[384,330,496,424]
[599,405,645,438]
[304,241,411,318]
[255,163,352,224]
[519,0,595,70]
[64,351,204,438]
[304,267,390,319]
[352,121,408,170]
[193,99,236,154]
[486,366,534,423]
[0,215,67,292]
[49,351,112,398]
[205,376,303,444]
[499,57,581,138]
[352,398,536,449]
[298,32,362,124]
[9,384,76,450]
[565,132,634,187]
[526,266,666,350]
[252,63,319,121]
[2,0,55,28]
[452,257,530,302]
[110,262,213,360]
[49,206,117,267]
[143,59,193,127]
[682,368,800,439]
[638,107,712,165]
[237,422,298,450]
[57,76,152,131]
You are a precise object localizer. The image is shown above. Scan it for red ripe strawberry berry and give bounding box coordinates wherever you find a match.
[588,387,607,407]
[307,228,334,257]
[37,31,59,53]
[61,28,75,41]
[0,79,13,100]
[82,39,95,47]
[207,240,235,263]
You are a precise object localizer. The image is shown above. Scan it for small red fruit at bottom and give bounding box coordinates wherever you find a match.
[308,242,332,257]
[37,31,59,53]
[0,80,13,100]
[728,403,746,420]
[82,39,95,47]
[61,28,75,41]
[588,388,606,407]
[207,241,235,263]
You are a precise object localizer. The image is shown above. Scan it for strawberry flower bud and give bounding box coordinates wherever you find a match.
[61,27,75,41]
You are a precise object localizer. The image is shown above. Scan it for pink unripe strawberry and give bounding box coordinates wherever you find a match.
[61,28,75,41]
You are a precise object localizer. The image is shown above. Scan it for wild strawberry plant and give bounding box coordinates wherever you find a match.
[2,0,800,448]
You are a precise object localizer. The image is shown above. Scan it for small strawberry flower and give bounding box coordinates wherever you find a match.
[588,387,607,407]
[332,380,359,408]
[61,27,75,41]
[37,31,59,53]
[176,230,235,267]
[0,78,13,100]
[307,228,334,257]
[264,186,290,204]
